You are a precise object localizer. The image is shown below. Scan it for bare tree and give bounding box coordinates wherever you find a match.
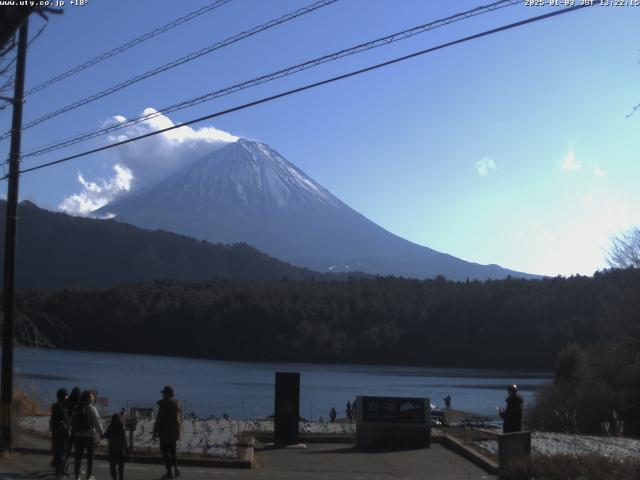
[0,24,46,112]
[15,307,70,348]
[607,226,640,269]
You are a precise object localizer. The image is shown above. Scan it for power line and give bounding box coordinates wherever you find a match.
[21,0,519,160]
[23,0,234,97]
[0,0,339,142]
[3,3,594,181]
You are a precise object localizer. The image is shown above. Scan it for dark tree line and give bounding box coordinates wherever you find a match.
[13,268,640,372]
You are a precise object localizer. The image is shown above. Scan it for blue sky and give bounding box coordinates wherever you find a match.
[1,0,639,277]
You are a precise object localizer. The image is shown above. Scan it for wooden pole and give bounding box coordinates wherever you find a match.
[1,18,28,452]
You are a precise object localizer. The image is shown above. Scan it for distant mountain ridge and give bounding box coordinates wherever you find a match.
[0,200,322,289]
[99,139,537,281]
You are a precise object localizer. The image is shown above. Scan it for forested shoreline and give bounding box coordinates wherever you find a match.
[14,268,640,370]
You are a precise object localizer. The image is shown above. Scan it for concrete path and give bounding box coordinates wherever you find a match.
[0,442,495,480]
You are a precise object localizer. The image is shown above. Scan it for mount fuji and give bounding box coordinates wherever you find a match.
[98,139,535,280]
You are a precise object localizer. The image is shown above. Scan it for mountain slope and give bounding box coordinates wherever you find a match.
[100,139,536,280]
[0,200,321,289]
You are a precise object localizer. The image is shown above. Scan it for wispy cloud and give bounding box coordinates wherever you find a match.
[561,144,606,178]
[562,144,581,172]
[59,108,238,216]
[59,164,133,216]
[591,164,606,177]
[475,157,496,176]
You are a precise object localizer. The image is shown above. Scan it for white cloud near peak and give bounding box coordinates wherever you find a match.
[476,157,496,176]
[59,109,238,216]
[59,164,133,216]
[104,108,238,189]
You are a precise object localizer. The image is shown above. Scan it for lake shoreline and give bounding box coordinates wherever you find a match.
[14,347,552,418]
[15,345,553,377]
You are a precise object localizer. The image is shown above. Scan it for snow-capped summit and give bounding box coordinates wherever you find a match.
[169,139,345,211]
[99,139,535,280]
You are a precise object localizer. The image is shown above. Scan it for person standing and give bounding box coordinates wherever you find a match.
[444,395,452,409]
[103,413,128,480]
[346,401,352,423]
[50,389,70,479]
[498,384,524,433]
[329,406,337,423]
[153,386,181,479]
[65,387,81,465]
[71,390,103,480]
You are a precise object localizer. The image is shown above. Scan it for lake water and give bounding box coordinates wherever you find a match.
[14,347,551,419]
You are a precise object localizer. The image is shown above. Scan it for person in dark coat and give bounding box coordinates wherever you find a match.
[50,388,69,478]
[103,413,128,480]
[329,406,337,423]
[498,384,524,433]
[64,386,81,463]
[153,386,181,479]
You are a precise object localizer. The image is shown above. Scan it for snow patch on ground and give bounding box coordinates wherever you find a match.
[476,431,640,459]
[18,416,356,458]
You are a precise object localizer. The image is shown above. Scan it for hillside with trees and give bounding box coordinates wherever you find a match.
[0,200,325,288]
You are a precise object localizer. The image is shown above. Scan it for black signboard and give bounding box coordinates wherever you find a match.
[361,396,427,424]
[274,372,300,444]
[124,417,138,431]
[131,407,154,419]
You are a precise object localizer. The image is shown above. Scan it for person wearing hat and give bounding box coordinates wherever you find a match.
[153,386,181,479]
[498,384,524,433]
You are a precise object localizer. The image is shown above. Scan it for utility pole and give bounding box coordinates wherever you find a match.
[1,18,29,452]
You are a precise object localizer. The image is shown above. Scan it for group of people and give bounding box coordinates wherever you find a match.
[48,383,522,479]
[50,387,107,480]
[49,385,182,480]
[323,401,355,424]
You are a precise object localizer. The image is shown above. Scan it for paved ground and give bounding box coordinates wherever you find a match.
[0,443,495,480]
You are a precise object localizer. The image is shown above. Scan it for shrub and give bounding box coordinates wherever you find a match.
[527,341,638,435]
[13,388,44,417]
[501,453,640,480]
